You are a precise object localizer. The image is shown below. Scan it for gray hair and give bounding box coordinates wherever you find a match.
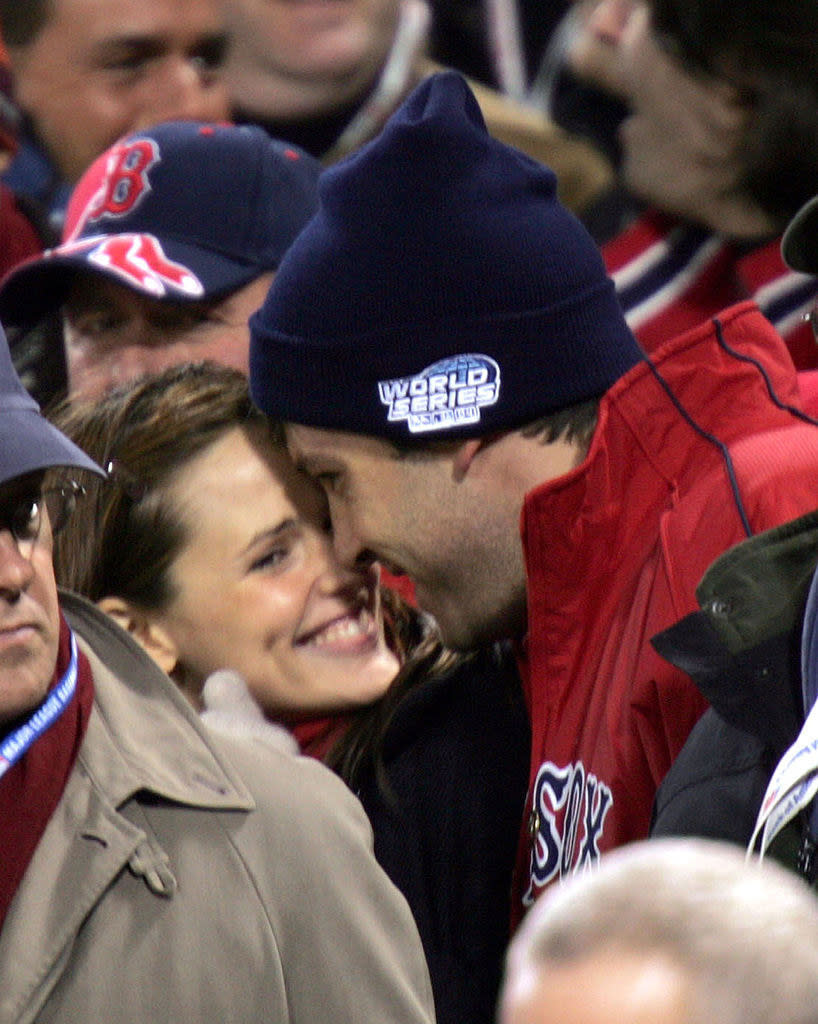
[502,838,818,1024]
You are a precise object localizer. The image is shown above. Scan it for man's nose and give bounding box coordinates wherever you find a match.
[0,530,35,598]
[312,547,372,601]
[326,512,366,573]
[586,0,636,45]
[135,56,230,125]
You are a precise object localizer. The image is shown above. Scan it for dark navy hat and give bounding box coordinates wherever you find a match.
[249,72,643,442]
[0,120,322,328]
[0,325,103,486]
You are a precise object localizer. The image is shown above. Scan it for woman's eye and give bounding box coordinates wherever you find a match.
[250,548,288,572]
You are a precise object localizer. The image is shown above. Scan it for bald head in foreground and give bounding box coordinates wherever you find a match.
[500,838,818,1024]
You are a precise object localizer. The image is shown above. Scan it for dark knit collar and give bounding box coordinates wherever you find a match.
[233,92,369,161]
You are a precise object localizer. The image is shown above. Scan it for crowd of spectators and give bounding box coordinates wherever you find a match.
[5,2,818,1022]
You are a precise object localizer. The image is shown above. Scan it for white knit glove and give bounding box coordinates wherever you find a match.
[200,670,299,755]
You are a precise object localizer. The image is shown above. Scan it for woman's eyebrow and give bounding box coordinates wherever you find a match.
[239,518,297,558]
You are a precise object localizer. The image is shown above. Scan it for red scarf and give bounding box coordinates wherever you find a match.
[290,715,352,760]
[0,614,94,930]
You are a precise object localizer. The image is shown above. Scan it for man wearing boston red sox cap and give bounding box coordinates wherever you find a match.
[249,69,818,925]
[0,119,321,402]
[0,318,436,1021]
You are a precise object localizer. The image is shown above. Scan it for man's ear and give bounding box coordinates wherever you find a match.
[97,595,179,676]
[452,438,485,482]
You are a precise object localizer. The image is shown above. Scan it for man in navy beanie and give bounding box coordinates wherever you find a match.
[249,70,818,922]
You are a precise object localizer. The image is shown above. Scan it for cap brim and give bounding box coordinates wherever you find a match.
[782,195,818,273]
[0,403,105,486]
[0,234,266,328]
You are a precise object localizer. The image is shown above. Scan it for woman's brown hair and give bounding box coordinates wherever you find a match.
[49,360,266,608]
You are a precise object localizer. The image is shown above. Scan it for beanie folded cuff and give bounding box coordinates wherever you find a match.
[250,278,644,441]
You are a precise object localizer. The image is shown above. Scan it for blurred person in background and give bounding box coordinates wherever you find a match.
[0,0,231,235]
[221,0,613,215]
[0,30,47,279]
[537,0,818,371]
[499,838,818,1024]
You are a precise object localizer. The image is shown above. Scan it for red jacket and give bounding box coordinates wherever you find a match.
[515,301,818,920]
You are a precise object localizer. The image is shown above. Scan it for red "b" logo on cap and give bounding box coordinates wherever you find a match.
[91,140,158,217]
[65,139,159,240]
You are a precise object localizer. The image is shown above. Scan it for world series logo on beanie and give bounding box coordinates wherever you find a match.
[249,72,644,442]
[379,354,501,434]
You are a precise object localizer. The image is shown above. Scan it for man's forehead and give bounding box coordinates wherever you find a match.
[285,423,343,466]
[285,424,390,464]
[56,0,225,35]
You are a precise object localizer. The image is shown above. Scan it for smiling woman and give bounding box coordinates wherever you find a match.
[134,414,401,716]
[48,360,530,1024]
[49,361,401,716]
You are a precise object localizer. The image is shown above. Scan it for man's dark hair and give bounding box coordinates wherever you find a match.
[522,396,600,453]
[0,0,51,47]
[391,396,600,459]
[649,0,818,228]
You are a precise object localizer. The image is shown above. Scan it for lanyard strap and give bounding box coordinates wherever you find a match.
[748,698,818,856]
[0,630,79,780]
[749,564,818,857]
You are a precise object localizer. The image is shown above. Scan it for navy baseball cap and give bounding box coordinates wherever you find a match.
[0,120,322,328]
[0,324,103,486]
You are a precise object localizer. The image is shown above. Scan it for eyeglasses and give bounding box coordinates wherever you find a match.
[0,480,85,558]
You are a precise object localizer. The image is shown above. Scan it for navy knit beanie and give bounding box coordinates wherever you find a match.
[250,71,644,441]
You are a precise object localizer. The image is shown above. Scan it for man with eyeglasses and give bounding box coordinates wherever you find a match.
[0,327,436,1021]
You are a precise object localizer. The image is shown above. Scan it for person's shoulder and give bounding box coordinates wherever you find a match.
[417,59,612,214]
[388,642,523,733]
[197,668,370,828]
[213,722,368,824]
[651,707,771,844]
[63,591,369,833]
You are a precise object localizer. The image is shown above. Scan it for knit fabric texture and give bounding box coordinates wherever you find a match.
[250,71,644,441]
